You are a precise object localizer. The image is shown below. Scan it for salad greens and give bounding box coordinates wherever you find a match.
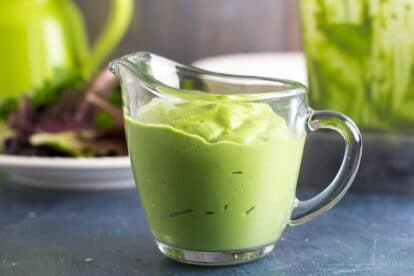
[95,111,117,130]
[31,68,84,107]
[30,131,95,157]
[301,0,414,130]
[0,70,127,157]
[94,87,123,130]
[0,68,82,119]
[0,98,17,119]
[0,120,15,152]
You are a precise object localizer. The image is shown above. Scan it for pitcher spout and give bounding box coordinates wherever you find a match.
[109,51,188,93]
[109,52,148,78]
[109,51,306,103]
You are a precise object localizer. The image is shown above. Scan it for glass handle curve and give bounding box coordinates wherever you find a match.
[88,0,134,75]
[290,110,363,226]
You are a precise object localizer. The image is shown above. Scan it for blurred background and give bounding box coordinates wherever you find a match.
[2,0,414,192]
[75,0,414,193]
[76,0,302,63]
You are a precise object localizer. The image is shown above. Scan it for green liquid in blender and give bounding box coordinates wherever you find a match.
[301,0,414,130]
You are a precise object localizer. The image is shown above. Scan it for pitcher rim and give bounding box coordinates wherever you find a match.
[109,51,307,101]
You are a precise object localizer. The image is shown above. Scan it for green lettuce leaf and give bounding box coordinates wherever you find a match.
[0,120,15,152]
[31,68,83,107]
[0,98,17,119]
[29,131,95,157]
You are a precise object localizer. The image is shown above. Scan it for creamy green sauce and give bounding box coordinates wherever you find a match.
[126,99,305,250]
[136,98,287,144]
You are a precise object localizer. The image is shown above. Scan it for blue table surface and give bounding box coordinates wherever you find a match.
[0,184,413,276]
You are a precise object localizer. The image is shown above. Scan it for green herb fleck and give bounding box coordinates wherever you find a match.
[245,206,255,215]
[169,209,193,218]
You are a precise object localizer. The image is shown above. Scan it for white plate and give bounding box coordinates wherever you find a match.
[0,155,134,190]
[193,52,308,85]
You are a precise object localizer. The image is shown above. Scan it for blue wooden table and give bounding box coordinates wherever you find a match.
[0,183,413,276]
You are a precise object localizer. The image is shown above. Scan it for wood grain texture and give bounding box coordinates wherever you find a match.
[75,0,302,64]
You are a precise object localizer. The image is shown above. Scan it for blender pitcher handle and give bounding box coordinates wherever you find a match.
[289,110,362,225]
[88,0,134,74]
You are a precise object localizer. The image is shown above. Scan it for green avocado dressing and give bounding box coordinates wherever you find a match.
[125,99,305,250]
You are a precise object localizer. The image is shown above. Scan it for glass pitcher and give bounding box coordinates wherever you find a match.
[110,52,362,265]
[301,0,414,131]
[0,0,133,106]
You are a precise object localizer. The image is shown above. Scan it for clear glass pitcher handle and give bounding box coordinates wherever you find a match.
[88,0,134,74]
[290,110,363,225]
